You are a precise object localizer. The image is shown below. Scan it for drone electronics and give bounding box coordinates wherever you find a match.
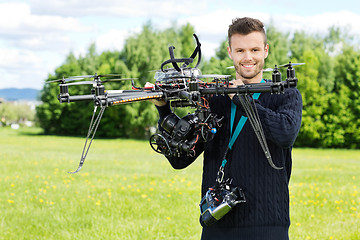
[48,33,303,173]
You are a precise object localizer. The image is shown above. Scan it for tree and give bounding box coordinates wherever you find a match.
[292,49,329,147]
[265,24,290,69]
[331,45,360,148]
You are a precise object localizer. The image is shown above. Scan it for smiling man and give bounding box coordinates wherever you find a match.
[228,30,268,83]
[152,17,303,240]
[226,18,269,100]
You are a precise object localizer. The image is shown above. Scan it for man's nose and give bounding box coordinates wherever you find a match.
[243,51,253,60]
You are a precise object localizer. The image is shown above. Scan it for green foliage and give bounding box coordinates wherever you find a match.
[332,45,360,148]
[36,21,360,148]
[265,24,290,69]
[287,29,359,148]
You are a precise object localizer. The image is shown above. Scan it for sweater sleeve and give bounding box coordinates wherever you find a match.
[233,88,302,148]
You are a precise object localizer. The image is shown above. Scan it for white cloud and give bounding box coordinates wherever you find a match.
[2,1,360,90]
[0,2,93,35]
[277,11,360,36]
[182,10,271,37]
[95,28,140,53]
[0,48,42,70]
[29,0,211,18]
[0,2,96,89]
[0,48,48,89]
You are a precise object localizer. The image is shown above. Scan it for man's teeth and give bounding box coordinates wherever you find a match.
[242,64,254,68]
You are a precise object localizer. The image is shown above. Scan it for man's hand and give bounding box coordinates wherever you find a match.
[144,82,167,107]
[228,79,244,100]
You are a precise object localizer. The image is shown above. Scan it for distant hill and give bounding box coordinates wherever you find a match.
[0,88,40,101]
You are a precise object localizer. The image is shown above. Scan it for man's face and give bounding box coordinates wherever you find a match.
[227,31,269,83]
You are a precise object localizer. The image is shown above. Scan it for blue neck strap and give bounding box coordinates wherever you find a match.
[221,79,264,168]
[228,80,264,150]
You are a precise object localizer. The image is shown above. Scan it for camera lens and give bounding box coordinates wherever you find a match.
[161,113,180,133]
[200,211,217,227]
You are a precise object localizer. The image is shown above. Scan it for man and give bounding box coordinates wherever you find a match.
[150,17,302,240]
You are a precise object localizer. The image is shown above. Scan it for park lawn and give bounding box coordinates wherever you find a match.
[0,127,359,240]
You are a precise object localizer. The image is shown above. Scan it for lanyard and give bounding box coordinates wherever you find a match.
[228,91,261,149]
[229,80,264,149]
[220,80,264,171]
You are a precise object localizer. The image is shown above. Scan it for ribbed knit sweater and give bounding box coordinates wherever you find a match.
[156,85,302,240]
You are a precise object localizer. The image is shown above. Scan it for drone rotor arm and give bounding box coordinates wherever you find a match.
[107,91,164,105]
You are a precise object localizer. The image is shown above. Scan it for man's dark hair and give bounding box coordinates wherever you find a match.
[228,17,267,47]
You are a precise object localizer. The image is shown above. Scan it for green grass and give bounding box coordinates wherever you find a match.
[0,127,359,240]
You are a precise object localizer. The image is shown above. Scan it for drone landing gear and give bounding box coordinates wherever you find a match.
[68,106,106,174]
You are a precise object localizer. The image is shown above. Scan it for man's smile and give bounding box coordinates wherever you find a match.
[241,63,256,69]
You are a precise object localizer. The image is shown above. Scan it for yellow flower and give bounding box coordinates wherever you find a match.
[8,199,14,203]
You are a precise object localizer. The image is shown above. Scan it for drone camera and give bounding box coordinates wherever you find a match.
[199,180,246,227]
[161,113,196,142]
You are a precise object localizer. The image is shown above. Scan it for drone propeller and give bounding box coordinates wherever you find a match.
[68,73,123,79]
[65,81,96,86]
[46,73,128,85]
[197,74,231,79]
[227,62,305,72]
[279,62,305,68]
[102,78,137,83]
[63,78,137,86]
[46,77,85,84]
[263,63,306,72]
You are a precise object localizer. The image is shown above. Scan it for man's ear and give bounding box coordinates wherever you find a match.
[264,44,269,59]
[227,46,233,60]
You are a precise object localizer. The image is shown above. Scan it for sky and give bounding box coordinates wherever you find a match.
[1,0,360,90]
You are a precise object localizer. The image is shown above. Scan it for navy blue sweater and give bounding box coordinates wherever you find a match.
[156,86,302,240]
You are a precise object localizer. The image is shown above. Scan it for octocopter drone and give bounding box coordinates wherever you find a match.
[48,34,303,173]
